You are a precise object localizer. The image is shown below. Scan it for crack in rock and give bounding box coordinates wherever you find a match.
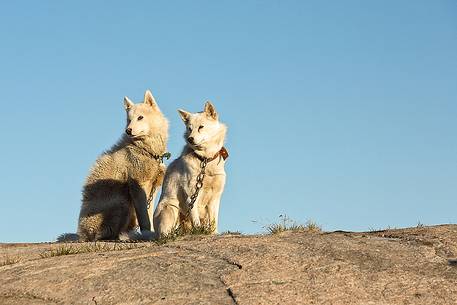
[165,244,243,304]
[226,287,239,305]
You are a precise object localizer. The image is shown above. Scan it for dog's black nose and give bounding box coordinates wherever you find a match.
[126,128,132,135]
[188,137,194,144]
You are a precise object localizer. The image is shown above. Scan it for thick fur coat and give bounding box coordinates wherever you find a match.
[76,90,168,241]
[154,102,227,236]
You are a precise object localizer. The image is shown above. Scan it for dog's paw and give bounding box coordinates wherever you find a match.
[119,232,132,241]
[138,230,156,241]
[126,229,156,241]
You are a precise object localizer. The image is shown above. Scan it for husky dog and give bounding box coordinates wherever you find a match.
[153,102,228,236]
[60,90,169,241]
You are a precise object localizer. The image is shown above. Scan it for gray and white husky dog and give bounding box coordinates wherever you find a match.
[59,90,168,241]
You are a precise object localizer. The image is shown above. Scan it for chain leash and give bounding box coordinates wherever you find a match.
[186,158,208,214]
[146,152,171,209]
[147,186,156,210]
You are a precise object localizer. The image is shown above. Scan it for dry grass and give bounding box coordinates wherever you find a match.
[266,215,321,234]
[40,242,144,258]
[0,256,21,267]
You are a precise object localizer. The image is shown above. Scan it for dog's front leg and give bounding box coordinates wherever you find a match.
[207,199,220,234]
[207,176,225,234]
[186,196,201,228]
[128,179,153,239]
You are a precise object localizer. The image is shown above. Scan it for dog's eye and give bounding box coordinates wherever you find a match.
[138,116,143,121]
[198,125,204,131]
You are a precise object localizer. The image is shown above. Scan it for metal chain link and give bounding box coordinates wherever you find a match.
[147,185,155,210]
[146,152,171,209]
[187,158,208,214]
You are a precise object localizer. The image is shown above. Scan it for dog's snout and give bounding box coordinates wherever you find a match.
[126,128,132,136]
[188,136,195,144]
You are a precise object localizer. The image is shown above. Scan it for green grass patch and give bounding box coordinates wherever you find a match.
[156,221,216,245]
[40,242,144,258]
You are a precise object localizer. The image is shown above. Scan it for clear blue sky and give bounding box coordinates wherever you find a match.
[0,1,456,242]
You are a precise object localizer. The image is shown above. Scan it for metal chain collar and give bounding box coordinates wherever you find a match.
[187,158,209,213]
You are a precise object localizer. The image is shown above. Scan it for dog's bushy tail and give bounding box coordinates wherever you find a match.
[56,233,80,242]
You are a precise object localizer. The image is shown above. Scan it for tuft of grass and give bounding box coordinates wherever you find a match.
[265,215,321,234]
[304,220,321,232]
[156,221,216,245]
[40,245,80,258]
[368,225,397,233]
[155,226,183,245]
[0,256,21,267]
[220,230,242,235]
[186,221,216,235]
[40,242,143,258]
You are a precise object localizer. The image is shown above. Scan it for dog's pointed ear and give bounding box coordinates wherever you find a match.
[144,90,159,110]
[178,109,191,123]
[124,96,134,110]
[204,101,218,120]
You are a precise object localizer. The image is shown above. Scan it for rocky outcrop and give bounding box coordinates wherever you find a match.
[1,225,457,304]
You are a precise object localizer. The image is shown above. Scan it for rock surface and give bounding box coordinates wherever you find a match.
[1,225,457,305]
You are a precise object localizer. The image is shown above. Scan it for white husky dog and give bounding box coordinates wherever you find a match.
[153,102,228,236]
